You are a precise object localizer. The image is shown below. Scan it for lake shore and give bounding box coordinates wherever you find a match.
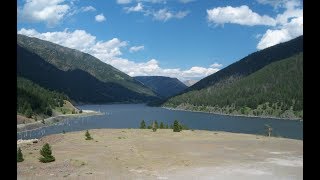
[17,110,103,133]
[17,129,302,179]
[162,106,303,121]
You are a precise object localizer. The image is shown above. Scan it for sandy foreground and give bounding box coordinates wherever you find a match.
[17,129,303,180]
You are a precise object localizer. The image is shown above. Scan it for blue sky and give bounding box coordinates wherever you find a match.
[17,0,303,81]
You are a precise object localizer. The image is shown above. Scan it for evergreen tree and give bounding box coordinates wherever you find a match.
[39,143,55,163]
[85,130,93,140]
[173,120,181,132]
[152,121,157,132]
[160,122,164,129]
[17,147,24,162]
[154,121,158,129]
[140,120,146,129]
[165,124,169,129]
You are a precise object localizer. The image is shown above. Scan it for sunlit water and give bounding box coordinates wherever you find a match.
[17,104,303,140]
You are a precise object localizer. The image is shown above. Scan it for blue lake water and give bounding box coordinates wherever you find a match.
[17,104,303,140]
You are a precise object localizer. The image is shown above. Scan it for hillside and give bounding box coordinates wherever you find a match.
[17,34,159,103]
[187,36,303,92]
[163,53,303,119]
[17,76,73,120]
[134,76,187,98]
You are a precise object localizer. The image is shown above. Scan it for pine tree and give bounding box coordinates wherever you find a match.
[140,120,146,129]
[154,121,158,129]
[152,121,157,132]
[160,122,164,129]
[17,147,24,162]
[173,120,181,132]
[85,130,93,140]
[39,143,55,163]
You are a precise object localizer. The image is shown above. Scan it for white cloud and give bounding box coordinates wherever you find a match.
[117,0,132,4]
[95,14,106,22]
[81,6,96,12]
[125,3,144,13]
[206,5,276,26]
[257,0,303,49]
[129,45,145,52]
[210,63,223,68]
[18,28,221,81]
[257,16,302,49]
[18,0,70,27]
[152,9,189,21]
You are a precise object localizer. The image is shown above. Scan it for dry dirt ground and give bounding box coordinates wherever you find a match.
[17,129,303,180]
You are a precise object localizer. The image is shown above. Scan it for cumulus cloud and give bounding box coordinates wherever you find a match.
[81,6,96,12]
[152,9,189,21]
[18,0,70,27]
[117,0,132,4]
[95,14,106,22]
[206,5,276,26]
[125,3,144,13]
[210,63,223,68]
[257,16,302,49]
[129,45,145,52]
[257,0,303,49]
[206,0,302,50]
[18,28,221,81]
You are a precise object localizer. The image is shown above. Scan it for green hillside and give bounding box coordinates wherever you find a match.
[187,36,303,92]
[17,34,159,103]
[17,76,70,119]
[163,53,303,119]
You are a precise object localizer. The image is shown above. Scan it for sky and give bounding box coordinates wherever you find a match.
[17,0,303,82]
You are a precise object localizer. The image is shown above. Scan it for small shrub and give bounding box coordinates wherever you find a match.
[17,147,24,162]
[173,120,181,132]
[160,122,164,129]
[39,143,55,163]
[79,109,83,114]
[152,121,157,132]
[140,120,146,129]
[85,130,93,140]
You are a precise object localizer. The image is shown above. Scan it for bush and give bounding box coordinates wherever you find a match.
[160,122,164,129]
[173,120,181,132]
[79,109,83,113]
[152,121,157,132]
[140,120,146,129]
[17,147,24,162]
[39,143,55,163]
[154,121,158,129]
[85,130,93,140]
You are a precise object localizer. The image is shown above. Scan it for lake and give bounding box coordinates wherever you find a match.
[17,104,303,140]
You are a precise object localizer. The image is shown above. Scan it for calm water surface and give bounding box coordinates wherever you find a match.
[17,104,303,140]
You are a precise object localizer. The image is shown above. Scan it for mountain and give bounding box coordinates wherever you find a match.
[163,53,303,119]
[187,36,303,92]
[183,80,198,87]
[134,76,188,98]
[17,34,159,104]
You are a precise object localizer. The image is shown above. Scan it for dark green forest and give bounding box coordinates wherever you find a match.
[17,76,69,118]
[163,53,303,119]
[187,36,303,92]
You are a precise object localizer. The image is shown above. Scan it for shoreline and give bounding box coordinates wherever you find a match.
[17,110,103,132]
[161,106,303,121]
